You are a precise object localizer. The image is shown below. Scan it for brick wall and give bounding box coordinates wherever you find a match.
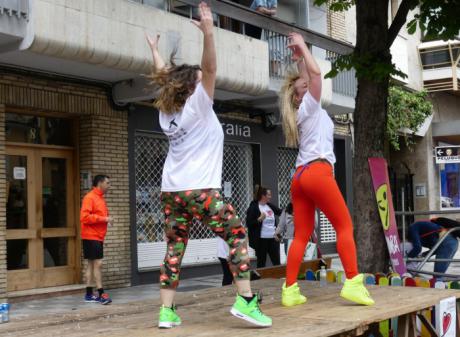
[327,3,348,42]
[0,107,5,301]
[79,114,130,289]
[0,72,131,296]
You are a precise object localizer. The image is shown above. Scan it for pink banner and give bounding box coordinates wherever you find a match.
[368,157,407,275]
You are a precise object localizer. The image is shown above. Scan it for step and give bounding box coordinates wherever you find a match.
[8,284,86,303]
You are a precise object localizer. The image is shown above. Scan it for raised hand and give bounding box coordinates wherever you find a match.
[146,33,166,70]
[146,33,160,52]
[287,32,306,61]
[191,2,214,35]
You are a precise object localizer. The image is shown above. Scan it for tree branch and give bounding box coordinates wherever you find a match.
[387,0,418,48]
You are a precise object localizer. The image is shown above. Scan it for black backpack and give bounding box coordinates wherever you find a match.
[431,217,460,239]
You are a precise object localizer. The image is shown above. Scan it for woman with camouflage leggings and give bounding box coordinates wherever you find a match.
[146,2,271,329]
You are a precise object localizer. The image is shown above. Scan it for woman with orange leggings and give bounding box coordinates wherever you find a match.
[279,32,374,307]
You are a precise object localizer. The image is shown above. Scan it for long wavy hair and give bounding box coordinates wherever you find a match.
[279,69,300,148]
[149,52,201,114]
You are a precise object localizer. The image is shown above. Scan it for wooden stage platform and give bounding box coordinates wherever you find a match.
[157,278,460,337]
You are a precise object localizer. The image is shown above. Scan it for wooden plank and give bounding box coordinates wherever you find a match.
[6,229,36,240]
[39,228,76,238]
[457,302,460,336]
[2,279,460,337]
[150,279,460,337]
[397,314,417,337]
[5,141,75,151]
[256,258,331,279]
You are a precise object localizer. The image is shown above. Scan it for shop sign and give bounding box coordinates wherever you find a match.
[435,146,460,164]
[13,167,26,180]
[223,181,232,198]
[221,122,251,138]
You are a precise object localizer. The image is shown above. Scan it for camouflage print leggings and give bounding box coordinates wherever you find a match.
[159,189,251,289]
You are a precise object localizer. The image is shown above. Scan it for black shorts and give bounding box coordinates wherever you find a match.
[82,240,104,260]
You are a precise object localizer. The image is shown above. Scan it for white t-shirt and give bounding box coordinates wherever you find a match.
[160,83,224,191]
[217,236,229,259]
[259,203,276,238]
[296,91,336,168]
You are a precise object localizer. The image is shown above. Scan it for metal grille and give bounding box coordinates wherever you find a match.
[277,147,298,209]
[135,133,254,243]
[222,143,253,223]
[135,133,167,243]
[264,30,293,79]
[319,213,337,243]
[327,51,357,97]
[277,147,337,244]
[189,142,254,239]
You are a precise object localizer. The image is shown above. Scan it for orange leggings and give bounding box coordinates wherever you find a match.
[286,162,358,286]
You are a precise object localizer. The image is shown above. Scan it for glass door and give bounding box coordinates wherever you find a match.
[6,146,76,291]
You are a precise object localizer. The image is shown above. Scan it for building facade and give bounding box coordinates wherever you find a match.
[0,0,358,299]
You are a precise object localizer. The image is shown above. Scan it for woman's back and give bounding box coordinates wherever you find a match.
[296,92,335,167]
[160,83,224,192]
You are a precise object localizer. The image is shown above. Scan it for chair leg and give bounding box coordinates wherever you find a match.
[398,313,417,337]
[417,312,439,337]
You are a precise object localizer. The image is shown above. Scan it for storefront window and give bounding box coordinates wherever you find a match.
[44,238,68,267]
[7,240,28,270]
[6,113,74,146]
[440,163,460,209]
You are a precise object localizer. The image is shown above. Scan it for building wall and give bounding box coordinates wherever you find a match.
[391,91,460,218]
[0,110,5,301]
[29,0,269,96]
[0,71,131,297]
[431,93,460,122]
[390,128,434,215]
[337,3,423,90]
[79,113,130,289]
[327,6,348,42]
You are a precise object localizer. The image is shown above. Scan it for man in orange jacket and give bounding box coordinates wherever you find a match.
[80,175,113,305]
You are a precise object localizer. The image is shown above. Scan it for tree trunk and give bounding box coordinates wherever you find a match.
[353,0,391,273]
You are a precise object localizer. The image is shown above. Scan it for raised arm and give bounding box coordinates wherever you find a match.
[192,2,216,99]
[288,32,322,102]
[146,34,166,71]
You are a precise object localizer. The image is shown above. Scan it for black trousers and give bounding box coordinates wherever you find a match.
[256,238,280,268]
[219,257,233,286]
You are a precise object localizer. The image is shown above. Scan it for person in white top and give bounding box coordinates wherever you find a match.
[278,32,374,307]
[246,185,282,268]
[146,2,271,329]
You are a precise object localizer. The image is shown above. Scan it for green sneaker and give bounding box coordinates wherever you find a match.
[281,282,307,307]
[158,305,181,329]
[230,294,272,327]
[340,274,375,306]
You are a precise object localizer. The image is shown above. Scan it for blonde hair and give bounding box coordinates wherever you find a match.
[279,70,300,148]
[148,52,201,114]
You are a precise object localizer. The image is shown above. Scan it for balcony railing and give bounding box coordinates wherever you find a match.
[327,52,357,97]
[131,0,357,94]
[0,0,29,19]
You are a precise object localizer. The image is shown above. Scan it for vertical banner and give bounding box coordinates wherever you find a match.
[435,296,456,337]
[368,158,407,275]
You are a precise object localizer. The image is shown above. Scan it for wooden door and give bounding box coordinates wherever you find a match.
[6,145,77,291]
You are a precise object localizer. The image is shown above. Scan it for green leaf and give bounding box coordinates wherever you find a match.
[387,86,433,151]
[407,19,417,35]
[313,0,355,11]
